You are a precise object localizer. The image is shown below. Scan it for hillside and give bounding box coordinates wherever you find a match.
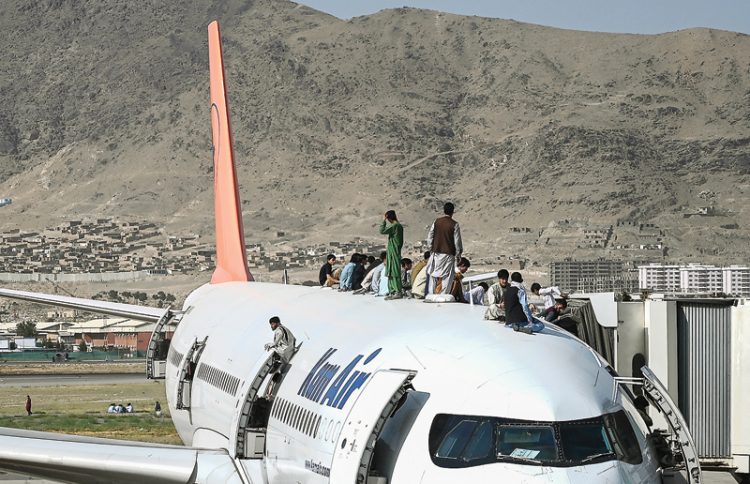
[1,0,749,266]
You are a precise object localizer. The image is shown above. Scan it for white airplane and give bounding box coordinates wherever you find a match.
[0,21,701,484]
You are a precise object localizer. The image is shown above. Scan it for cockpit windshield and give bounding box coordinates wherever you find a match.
[429,410,642,468]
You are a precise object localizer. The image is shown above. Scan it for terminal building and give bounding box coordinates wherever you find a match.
[0,317,174,354]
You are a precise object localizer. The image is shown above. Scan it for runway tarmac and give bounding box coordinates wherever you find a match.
[0,373,146,387]
[0,470,741,483]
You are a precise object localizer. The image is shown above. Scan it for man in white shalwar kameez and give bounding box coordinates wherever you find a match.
[425,202,463,295]
[264,316,296,397]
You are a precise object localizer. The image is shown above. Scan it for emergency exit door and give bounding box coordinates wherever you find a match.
[330,369,416,483]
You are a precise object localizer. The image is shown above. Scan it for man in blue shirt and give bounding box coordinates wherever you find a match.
[503,272,545,335]
[339,254,360,291]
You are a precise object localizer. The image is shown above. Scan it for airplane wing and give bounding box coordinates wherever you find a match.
[0,427,245,484]
[0,288,168,322]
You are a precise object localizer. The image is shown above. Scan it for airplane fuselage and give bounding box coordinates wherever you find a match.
[165,281,662,483]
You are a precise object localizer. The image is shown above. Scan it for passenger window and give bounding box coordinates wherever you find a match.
[435,419,478,459]
[313,416,321,438]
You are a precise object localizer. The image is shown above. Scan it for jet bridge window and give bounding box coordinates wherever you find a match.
[429,410,641,469]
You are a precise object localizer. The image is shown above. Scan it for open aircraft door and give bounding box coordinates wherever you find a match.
[640,366,702,484]
[330,369,416,484]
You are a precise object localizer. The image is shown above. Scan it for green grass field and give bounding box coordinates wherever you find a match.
[0,380,181,444]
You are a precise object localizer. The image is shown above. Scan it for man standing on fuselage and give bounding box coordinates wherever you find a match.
[379,210,404,300]
[426,202,463,295]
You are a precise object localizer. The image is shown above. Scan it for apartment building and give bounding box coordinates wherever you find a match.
[638,264,681,292]
[639,263,750,296]
[550,259,626,292]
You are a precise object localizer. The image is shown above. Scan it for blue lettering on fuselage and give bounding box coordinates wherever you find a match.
[297,347,381,409]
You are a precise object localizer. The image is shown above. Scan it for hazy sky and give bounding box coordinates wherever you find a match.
[300,0,750,35]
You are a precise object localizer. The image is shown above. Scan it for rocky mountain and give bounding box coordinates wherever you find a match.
[1,0,749,266]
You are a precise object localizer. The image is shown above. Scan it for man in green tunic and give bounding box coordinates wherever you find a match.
[379,210,404,299]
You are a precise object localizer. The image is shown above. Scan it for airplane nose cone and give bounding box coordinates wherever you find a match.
[554,462,650,484]
[425,462,659,483]
[497,462,643,484]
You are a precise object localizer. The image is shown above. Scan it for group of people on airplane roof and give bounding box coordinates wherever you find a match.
[317,203,573,335]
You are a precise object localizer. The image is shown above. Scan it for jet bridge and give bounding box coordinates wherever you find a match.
[575,292,750,477]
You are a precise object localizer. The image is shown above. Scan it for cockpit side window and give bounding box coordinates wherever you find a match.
[462,420,494,462]
[604,411,643,465]
[429,410,641,469]
[431,417,495,467]
[435,419,478,459]
[559,420,612,461]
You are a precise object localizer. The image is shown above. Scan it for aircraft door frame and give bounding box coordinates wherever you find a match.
[146,308,180,379]
[640,366,702,484]
[231,353,276,459]
[329,369,416,483]
[176,336,208,422]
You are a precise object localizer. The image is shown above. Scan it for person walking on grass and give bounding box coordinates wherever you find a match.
[379,210,404,300]
[25,395,32,416]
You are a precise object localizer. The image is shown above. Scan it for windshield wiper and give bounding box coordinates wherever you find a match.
[579,452,615,464]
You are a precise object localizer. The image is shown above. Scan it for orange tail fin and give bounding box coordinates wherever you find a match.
[208,21,252,284]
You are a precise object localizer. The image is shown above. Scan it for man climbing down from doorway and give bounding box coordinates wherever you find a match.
[379,210,404,300]
[264,316,296,397]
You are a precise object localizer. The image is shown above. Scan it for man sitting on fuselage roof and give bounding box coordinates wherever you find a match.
[353,251,387,295]
[339,254,360,291]
[449,257,471,302]
[484,269,509,320]
[504,272,545,335]
[318,254,338,287]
